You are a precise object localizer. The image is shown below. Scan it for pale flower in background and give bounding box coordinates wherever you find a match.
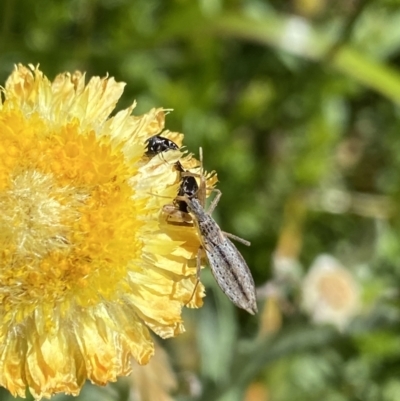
[301,254,360,331]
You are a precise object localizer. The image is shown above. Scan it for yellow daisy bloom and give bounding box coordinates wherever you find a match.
[0,64,213,399]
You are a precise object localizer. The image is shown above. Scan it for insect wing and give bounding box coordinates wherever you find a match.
[203,235,257,315]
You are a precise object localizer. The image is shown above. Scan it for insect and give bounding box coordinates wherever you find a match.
[144,133,192,220]
[176,175,198,213]
[145,134,185,174]
[164,149,258,315]
[145,134,179,157]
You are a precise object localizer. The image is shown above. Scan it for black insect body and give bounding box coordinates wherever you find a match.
[145,135,179,156]
[176,176,199,213]
[145,134,184,173]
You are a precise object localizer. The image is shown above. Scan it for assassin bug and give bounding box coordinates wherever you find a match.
[164,149,257,315]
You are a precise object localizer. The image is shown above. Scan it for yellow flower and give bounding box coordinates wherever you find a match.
[0,64,211,399]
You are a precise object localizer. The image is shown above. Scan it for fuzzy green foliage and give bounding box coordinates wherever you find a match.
[1,1,400,400]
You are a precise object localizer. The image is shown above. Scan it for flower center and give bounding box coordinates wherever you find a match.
[0,109,143,324]
[0,170,85,257]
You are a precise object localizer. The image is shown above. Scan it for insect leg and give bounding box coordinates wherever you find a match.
[207,188,222,214]
[162,204,193,225]
[185,247,204,306]
[222,232,251,246]
[207,189,250,246]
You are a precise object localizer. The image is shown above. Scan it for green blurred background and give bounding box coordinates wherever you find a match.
[2,0,400,400]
